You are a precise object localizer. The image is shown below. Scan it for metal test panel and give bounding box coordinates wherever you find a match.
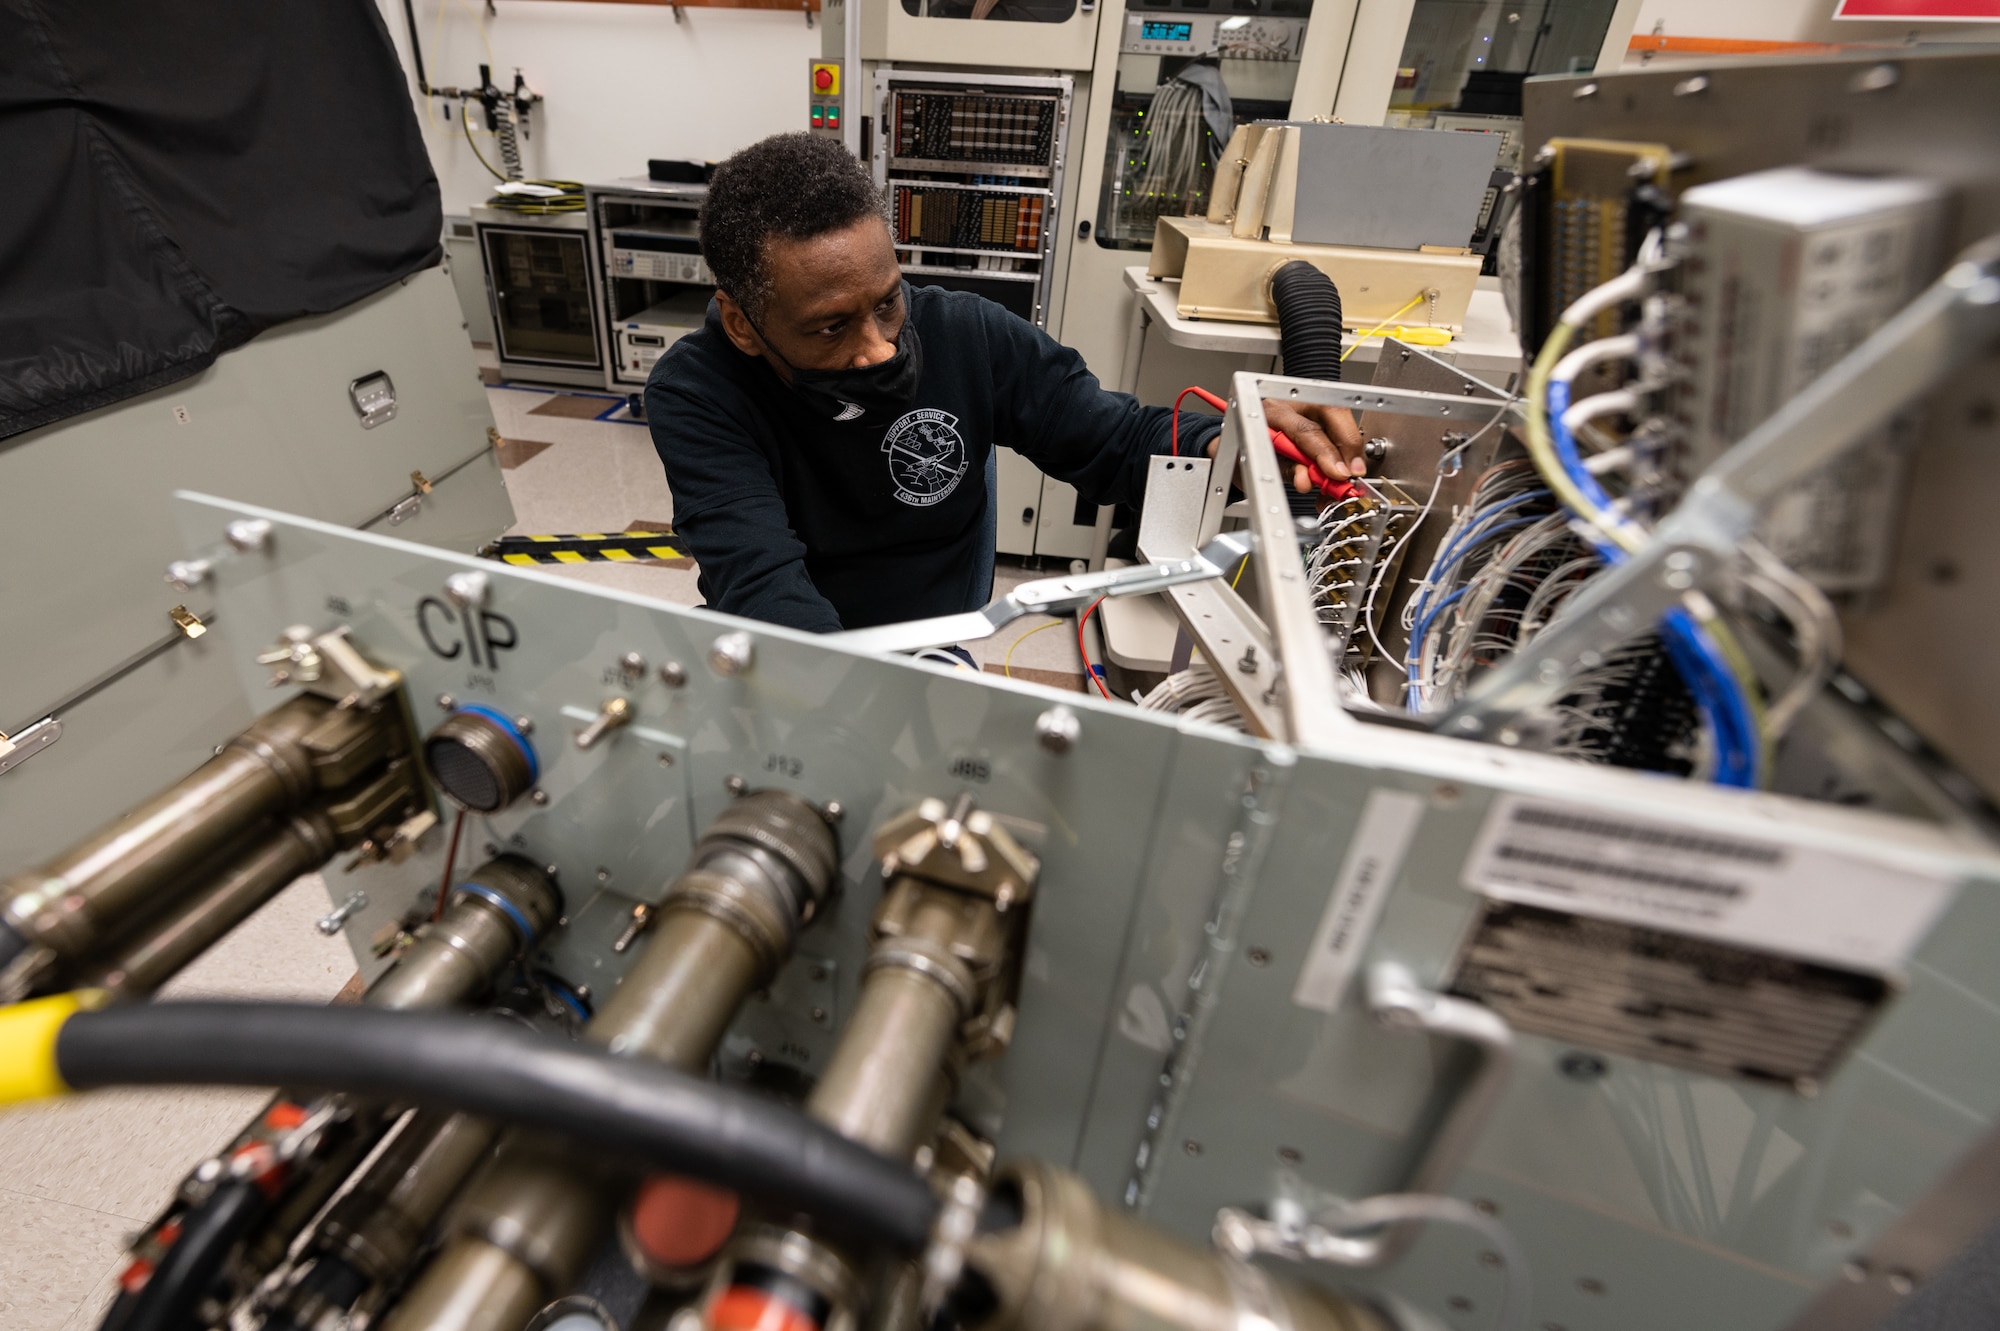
[173,490,2000,1331]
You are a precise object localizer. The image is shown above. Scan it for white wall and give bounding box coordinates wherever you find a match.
[375,0,821,215]
[1630,0,1997,48]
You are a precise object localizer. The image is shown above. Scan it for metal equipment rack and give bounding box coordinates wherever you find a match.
[872,68,1073,328]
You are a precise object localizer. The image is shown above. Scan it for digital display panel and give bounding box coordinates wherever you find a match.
[1140,19,1193,40]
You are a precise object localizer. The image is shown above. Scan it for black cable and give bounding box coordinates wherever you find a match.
[56,1003,941,1253]
[400,0,431,94]
[92,1291,137,1331]
[120,1180,266,1331]
[1270,260,1344,383]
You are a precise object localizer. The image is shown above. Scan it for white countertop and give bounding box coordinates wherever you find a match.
[1121,265,1521,377]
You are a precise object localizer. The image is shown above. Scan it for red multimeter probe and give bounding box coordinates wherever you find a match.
[1172,387,1361,502]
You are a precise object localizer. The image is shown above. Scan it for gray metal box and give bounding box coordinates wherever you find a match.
[1272,121,1500,252]
[1675,167,1945,590]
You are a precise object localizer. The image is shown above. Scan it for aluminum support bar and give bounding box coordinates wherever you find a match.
[833,532,1252,656]
[1226,373,1353,747]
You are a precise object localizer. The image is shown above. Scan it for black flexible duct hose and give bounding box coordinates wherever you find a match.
[119,1180,266,1331]
[55,1003,941,1253]
[1271,260,1343,384]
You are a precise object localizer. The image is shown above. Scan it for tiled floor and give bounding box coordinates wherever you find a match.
[0,875,356,1330]
[9,373,1095,1331]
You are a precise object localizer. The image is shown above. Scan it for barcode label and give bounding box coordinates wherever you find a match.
[1461,796,1956,973]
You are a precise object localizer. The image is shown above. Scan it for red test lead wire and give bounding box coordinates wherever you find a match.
[1170,386,1359,500]
[1077,597,1113,701]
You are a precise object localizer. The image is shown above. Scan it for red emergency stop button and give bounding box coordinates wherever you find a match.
[813,67,832,90]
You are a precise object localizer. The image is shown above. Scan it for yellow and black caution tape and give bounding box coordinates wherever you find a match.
[483,532,685,567]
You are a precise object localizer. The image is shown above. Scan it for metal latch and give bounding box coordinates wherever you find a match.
[349,371,397,429]
[0,717,62,777]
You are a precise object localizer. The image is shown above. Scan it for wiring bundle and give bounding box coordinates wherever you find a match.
[1136,242,1843,788]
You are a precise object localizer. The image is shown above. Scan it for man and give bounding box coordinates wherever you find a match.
[645,133,1363,634]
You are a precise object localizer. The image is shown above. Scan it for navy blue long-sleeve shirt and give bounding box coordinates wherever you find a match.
[644,283,1219,632]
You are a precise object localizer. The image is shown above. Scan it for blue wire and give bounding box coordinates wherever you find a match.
[1403,512,1542,711]
[1548,374,1760,787]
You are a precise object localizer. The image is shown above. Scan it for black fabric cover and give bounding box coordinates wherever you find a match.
[0,0,442,440]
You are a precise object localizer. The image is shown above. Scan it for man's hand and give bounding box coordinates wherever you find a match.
[1264,399,1364,492]
[1202,400,1366,493]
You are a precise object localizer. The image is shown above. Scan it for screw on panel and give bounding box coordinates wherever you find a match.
[437,694,457,711]
[658,752,676,768]
[597,867,611,883]
[1558,1051,1607,1081]
[619,651,647,681]
[531,789,549,806]
[1850,63,1899,93]
[659,660,689,688]
[1246,947,1271,967]
[513,716,535,735]
[165,558,213,591]
[725,775,748,796]
[444,570,490,610]
[1182,1140,1202,1157]
[1035,706,1080,755]
[709,632,754,676]
[822,800,844,823]
[225,518,273,553]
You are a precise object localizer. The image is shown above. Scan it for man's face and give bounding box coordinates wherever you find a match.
[717,215,906,375]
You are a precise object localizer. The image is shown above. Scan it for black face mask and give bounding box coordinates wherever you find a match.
[752,315,924,424]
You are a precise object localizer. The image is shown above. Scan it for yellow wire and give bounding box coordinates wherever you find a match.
[1340,292,1429,362]
[456,0,496,67]
[461,102,506,182]
[1231,554,1249,589]
[1003,619,1062,679]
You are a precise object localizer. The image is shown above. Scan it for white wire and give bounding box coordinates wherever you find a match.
[1358,401,1513,671]
[1560,388,1647,437]
[1550,332,1639,386]
[1740,538,1841,741]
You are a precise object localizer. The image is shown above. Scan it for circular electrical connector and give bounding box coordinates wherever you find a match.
[424,705,539,812]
